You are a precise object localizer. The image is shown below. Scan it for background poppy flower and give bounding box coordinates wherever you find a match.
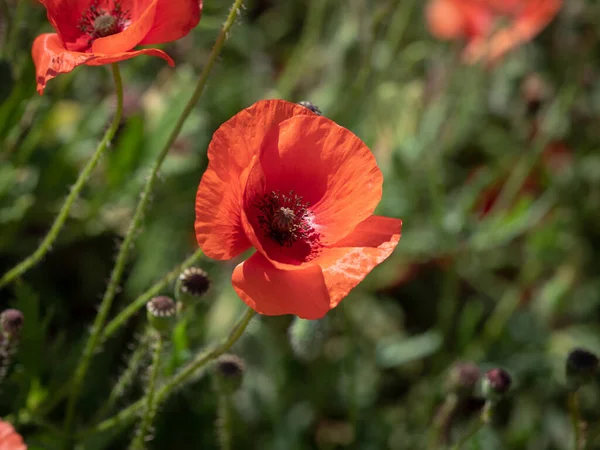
[426,0,562,63]
[32,0,202,94]
[195,100,402,320]
[0,419,26,450]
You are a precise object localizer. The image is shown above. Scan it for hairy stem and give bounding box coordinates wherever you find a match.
[215,379,233,450]
[0,63,123,289]
[91,308,255,435]
[59,63,124,448]
[569,390,585,450]
[63,0,245,439]
[95,331,151,421]
[130,334,163,450]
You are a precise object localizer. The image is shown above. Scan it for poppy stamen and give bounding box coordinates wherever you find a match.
[256,191,314,247]
[78,0,130,43]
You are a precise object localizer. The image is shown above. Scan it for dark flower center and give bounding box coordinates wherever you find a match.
[255,190,313,247]
[93,14,118,37]
[78,1,129,43]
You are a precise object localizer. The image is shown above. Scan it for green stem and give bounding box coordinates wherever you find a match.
[58,63,124,448]
[429,394,458,450]
[64,0,244,436]
[0,63,123,290]
[100,248,203,344]
[451,416,484,450]
[33,250,202,420]
[569,390,585,450]
[92,308,255,435]
[95,331,151,421]
[0,0,10,57]
[215,379,233,450]
[130,334,163,450]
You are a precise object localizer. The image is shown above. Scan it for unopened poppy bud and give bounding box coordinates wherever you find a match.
[482,368,512,402]
[298,101,322,116]
[146,296,177,336]
[566,347,599,390]
[289,316,329,362]
[175,267,210,306]
[521,73,549,116]
[445,362,481,397]
[215,354,245,393]
[0,309,24,337]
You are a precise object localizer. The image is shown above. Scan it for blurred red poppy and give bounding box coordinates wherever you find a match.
[195,100,402,319]
[32,0,202,94]
[0,419,26,450]
[426,0,562,63]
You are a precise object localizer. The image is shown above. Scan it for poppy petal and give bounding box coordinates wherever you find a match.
[232,252,331,319]
[314,215,402,308]
[33,33,174,94]
[139,0,202,45]
[463,0,562,63]
[0,419,26,450]
[241,114,382,267]
[91,0,159,53]
[426,0,466,40]
[195,100,314,260]
[39,0,87,44]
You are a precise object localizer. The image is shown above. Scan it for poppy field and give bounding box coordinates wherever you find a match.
[1,0,600,449]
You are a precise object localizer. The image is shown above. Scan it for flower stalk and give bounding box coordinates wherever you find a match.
[0,63,123,290]
[130,333,164,450]
[215,378,233,450]
[91,308,255,436]
[64,2,247,432]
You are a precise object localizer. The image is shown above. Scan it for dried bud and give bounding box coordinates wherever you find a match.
[1,309,23,337]
[445,362,481,397]
[566,347,599,390]
[175,267,210,307]
[215,354,245,393]
[482,368,512,402]
[146,296,177,336]
[288,316,329,362]
[298,101,322,116]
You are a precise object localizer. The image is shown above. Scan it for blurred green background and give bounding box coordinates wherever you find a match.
[2,0,600,449]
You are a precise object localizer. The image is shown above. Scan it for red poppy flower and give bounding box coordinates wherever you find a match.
[0,419,26,450]
[195,100,402,319]
[32,0,202,94]
[426,0,562,63]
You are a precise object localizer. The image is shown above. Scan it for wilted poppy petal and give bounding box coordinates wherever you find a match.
[33,33,96,94]
[91,0,159,53]
[242,114,382,267]
[195,100,315,260]
[314,215,402,308]
[231,252,331,319]
[33,33,173,94]
[0,419,26,450]
[139,0,202,45]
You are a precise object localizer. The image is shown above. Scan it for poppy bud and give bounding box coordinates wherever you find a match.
[215,354,245,393]
[0,309,24,337]
[445,362,481,398]
[175,267,210,307]
[298,101,322,116]
[521,73,549,116]
[482,368,512,402]
[288,316,329,362]
[566,347,599,390]
[146,296,177,336]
